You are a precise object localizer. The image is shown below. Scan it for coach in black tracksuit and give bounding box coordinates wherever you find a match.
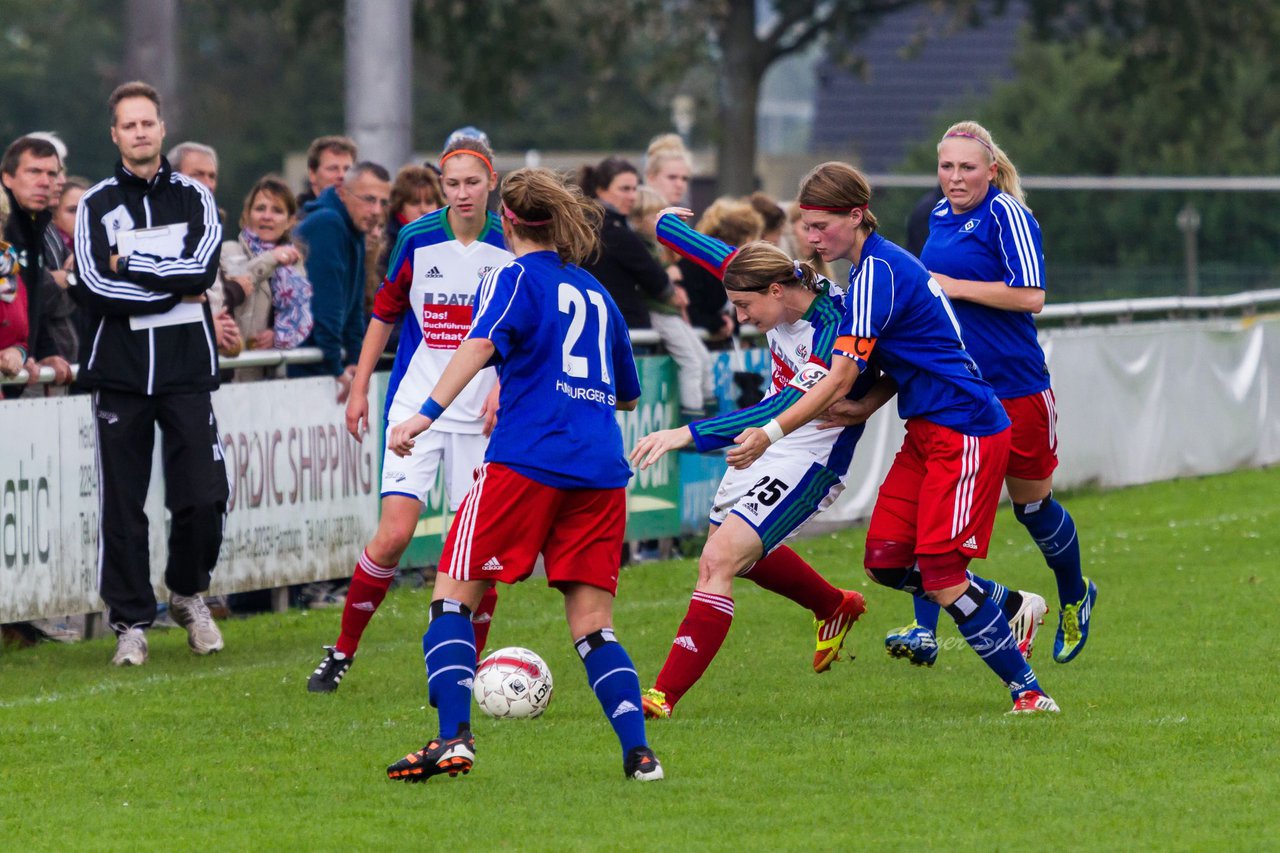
[72,83,227,637]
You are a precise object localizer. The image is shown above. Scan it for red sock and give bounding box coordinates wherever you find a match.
[742,545,842,619]
[652,591,734,708]
[472,585,499,660]
[334,550,396,657]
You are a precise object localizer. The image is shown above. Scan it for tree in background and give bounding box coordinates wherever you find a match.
[0,0,704,209]
[410,0,709,152]
[892,1,1280,297]
[0,0,123,181]
[703,0,1001,195]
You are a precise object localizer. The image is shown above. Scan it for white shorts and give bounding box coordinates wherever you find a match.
[709,443,845,554]
[380,429,487,510]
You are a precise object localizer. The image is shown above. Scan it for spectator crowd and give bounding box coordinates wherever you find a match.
[1,81,805,646]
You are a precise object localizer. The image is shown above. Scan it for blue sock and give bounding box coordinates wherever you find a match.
[968,571,1009,610]
[423,600,476,739]
[576,629,647,757]
[1014,494,1086,605]
[912,596,940,633]
[912,571,1009,634]
[946,585,1042,700]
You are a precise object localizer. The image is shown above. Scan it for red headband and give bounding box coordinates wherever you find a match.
[502,203,552,227]
[439,148,495,177]
[798,203,868,213]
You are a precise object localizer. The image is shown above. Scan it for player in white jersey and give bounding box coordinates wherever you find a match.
[307,133,514,693]
[628,209,884,719]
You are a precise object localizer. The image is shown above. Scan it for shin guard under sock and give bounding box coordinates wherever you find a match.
[652,591,733,708]
[335,550,396,657]
[1014,494,1086,605]
[741,546,842,619]
[471,585,498,658]
[576,628,647,756]
[423,600,476,738]
[946,584,1042,698]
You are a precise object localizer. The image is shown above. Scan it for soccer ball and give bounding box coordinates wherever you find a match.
[472,647,554,719]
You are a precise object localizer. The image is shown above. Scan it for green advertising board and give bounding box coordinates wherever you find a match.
[616,355,682,540]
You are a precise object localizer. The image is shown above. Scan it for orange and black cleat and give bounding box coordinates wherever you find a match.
[813,589,866,673]
[386,727,475,782]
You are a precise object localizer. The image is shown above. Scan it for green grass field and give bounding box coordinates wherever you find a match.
[3,467,1277,850]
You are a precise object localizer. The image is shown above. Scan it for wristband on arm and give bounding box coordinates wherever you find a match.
[418,396,446,420]
[762,418,784,444]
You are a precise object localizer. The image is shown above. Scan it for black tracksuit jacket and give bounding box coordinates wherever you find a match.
[71,156,222,395]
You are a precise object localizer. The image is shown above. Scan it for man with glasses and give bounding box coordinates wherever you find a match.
[290,161,391,402]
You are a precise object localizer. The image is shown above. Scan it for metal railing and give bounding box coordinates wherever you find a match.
[0,326,752,386]
[1039,288,1280,323]
[5,289,1278,387]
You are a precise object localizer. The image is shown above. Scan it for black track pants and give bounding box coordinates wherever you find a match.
[93,389,228,632]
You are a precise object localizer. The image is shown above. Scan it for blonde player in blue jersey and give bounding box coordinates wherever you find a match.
[879,121,1094,667]
[306,133,513,693]
[627,207,878,720]
[733,161,1059,714]
[385,167,663,782]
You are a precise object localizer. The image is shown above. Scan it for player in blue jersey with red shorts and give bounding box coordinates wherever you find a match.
[627,208,881,719]
[732,161,1058,714]
[384,167,664,782]
[879,121,1095,667]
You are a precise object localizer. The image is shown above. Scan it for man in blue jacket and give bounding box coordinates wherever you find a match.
[290,161,390,402]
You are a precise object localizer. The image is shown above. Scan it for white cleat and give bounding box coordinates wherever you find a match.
[1009,591,1048,660]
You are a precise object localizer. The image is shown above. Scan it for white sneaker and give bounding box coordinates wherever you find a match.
[112,627,149,666]
[1009,591,1048,660]
[168,593,225,654]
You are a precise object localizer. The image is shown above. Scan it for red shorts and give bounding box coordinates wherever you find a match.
[866,418,1011,581]
[1002,390,1058,481]
[441,463,626,595]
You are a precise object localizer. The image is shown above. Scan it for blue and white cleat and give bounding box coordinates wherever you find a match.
[884,621,939,667]
[1053,577,1097,663]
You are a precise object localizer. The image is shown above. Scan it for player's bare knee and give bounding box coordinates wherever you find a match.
[698,544,742,585]
[367,525,413,565]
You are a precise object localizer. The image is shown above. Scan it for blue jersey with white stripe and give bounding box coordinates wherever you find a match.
[921,184,1050,398]
[467,250,641,489]
[835,232,1009,436]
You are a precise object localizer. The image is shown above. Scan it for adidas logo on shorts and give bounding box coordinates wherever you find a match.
[674,635,698,652]
[612,700,639,718]
[742,501,760,514]
[962,535,978,550]
[424,265,444,278]
[481,556,504,572]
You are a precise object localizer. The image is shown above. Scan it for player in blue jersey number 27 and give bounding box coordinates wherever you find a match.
[384,167,665,782]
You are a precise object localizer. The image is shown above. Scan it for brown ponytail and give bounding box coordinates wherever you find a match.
[723,242,824,294]
[500,167,601,266]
